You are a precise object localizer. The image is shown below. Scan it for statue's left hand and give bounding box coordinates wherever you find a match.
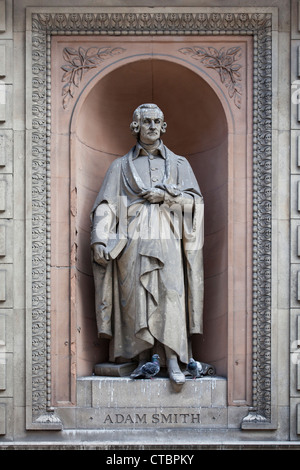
[141,188,165,203]
[93,243,111,265]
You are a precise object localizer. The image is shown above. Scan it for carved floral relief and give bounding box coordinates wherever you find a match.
[61,46,126,108]
[179,46,243,108]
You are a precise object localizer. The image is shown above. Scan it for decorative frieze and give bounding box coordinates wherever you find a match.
[291,21,300,439]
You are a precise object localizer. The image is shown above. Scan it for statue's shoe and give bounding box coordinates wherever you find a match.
[167,361,186,385]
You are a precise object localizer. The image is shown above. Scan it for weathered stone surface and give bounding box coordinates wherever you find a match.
[75,376,227,429]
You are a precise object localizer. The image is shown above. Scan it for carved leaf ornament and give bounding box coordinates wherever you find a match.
[61,46,126,108]
[179,46,242,108]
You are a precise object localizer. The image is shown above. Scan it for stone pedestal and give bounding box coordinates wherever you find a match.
[76,376,227,429]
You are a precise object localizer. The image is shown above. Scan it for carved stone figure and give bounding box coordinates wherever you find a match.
[91,103,204,387]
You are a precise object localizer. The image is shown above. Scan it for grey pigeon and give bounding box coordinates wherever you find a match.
[187,358,203,379]
[141,354,160,379]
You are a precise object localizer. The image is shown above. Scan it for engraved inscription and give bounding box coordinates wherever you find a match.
[103,412,201,425]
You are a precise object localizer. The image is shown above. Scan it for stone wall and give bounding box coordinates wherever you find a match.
[0,0,297,448]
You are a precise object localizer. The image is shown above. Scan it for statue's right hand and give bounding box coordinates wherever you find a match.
[93,243,111,266]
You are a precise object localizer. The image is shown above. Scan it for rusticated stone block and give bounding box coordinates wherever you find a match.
[0,225,5,256]
[0,266,12,307]
[0,355,5,390]
[0,1,5,33]
[0,270,5,301]
[0,45,5,77]
[0,179,5,211]
[0,130,13,172]
[0,84,5,122]
[0,175,12,218]
[0,403,5,435]
[0,314,5,346]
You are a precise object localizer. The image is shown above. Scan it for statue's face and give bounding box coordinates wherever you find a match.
[139,109,163,145]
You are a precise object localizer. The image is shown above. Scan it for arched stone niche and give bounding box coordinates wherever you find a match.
[73,58,229,373]
[50,35,253,409]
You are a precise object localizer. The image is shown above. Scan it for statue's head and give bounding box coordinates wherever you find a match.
[130,103,167,143]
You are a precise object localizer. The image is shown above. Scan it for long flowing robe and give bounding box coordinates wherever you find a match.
[90,143,204,365]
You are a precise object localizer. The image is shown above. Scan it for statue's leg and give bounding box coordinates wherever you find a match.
[130,350,150,378]
[165,345,185,385]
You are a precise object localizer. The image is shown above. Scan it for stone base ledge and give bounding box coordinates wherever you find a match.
[75,376,227,429]
[77,376,227,408]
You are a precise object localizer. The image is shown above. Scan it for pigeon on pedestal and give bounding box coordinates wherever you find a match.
[187,358,203,379]
[140,354,160,379]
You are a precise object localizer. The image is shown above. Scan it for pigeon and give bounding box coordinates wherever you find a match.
[187,358,203,379]
[140,354,160,379]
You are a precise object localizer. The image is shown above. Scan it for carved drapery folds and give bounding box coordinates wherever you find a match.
[30,11,272,428]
